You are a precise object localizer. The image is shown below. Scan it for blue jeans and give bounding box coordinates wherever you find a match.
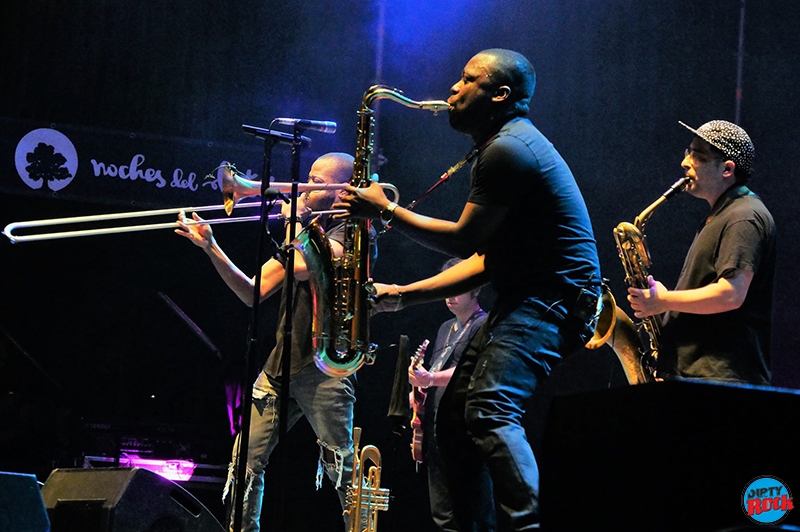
[437,297,588,531]
[224,363,356,532]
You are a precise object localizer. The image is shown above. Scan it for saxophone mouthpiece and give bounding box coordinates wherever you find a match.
[662,176,691,200]
[418,100,451,114]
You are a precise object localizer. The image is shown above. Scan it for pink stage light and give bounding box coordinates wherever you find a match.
[118,454,197,482]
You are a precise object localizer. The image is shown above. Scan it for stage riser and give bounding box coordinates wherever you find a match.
[541,381,800,531]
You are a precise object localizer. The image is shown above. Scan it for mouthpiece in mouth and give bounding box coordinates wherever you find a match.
[662,176,691,200]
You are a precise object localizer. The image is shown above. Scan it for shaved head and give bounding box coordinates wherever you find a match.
[314,152,354,183]
[477,48,536,116]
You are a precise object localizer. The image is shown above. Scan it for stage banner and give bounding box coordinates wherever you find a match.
[0,117,312,209]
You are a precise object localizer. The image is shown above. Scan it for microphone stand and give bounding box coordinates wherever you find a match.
[230,120,327,530]
[230,132,298,532]
[273,129,303,531]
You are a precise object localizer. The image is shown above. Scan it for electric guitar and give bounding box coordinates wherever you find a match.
[409,339,430,463]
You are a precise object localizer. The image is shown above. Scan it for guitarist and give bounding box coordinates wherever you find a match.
[408,258,493,532]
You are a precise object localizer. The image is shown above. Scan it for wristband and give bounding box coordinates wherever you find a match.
[380,202,399,227]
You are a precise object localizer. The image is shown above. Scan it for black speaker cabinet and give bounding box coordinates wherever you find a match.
[40,467,225,532]
[540,380,800,531]
[0,471,50,532]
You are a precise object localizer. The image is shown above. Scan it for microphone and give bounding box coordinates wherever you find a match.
[274,118,337,134]
[263,187,290,203]
[241,124,311,147]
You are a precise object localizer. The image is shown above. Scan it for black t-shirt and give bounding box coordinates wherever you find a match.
[467,117,601,304]
[660,185,776,384]
[422,310,487,457]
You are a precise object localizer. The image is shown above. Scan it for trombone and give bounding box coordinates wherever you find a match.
[3,164,399,244]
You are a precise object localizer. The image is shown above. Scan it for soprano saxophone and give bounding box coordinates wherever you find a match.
[295,85,450,378]
[587,177,690,384]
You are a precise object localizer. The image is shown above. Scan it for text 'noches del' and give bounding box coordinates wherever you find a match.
[90,153,206,191]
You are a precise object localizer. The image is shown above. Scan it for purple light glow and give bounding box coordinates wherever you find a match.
[226,378,244,436]
[118,454,197,482]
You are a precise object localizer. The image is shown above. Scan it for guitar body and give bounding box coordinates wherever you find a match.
[410,387,426,462]
[409,340,429,463]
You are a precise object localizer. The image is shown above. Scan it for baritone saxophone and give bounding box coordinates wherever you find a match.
[587,176,690,384]
[295,85,450,378]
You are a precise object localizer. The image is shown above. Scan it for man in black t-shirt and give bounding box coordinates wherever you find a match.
[627,121,776,384]
[177,152,363,532]
[335,49,601,531]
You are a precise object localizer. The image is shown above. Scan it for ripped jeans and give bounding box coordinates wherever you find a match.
[224,363,356,532]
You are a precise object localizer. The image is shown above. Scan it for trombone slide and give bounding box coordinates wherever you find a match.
[3,161,399,243]
[2,203,343,243]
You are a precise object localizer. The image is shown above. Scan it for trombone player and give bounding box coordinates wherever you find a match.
[176,152,373,532]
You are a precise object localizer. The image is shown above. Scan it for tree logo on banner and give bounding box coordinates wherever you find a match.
[15,128,78,192]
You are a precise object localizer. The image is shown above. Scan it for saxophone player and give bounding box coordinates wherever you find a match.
[176,153,376,532]
[627,121,775,384]
[335,49,602,531]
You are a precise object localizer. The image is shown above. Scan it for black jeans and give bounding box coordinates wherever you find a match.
[437,297,587,531]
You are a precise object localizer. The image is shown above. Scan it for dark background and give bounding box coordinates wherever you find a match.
[1,1,798,530]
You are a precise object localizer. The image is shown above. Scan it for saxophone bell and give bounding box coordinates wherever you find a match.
[585,282,651,385]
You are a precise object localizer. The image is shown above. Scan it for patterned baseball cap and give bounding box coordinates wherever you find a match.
[679,120,754,175]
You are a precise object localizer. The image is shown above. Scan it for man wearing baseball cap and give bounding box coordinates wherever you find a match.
[627,120,776,384]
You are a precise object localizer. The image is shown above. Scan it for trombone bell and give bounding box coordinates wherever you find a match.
[220,163,400,216]
[222,165,261,215]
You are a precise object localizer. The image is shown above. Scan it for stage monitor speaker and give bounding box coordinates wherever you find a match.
[0,471,50,532]
[40,467,225,532]
[540,380,800,531]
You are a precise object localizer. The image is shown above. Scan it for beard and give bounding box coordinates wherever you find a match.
[306,191,337,212]
[448,99,494,137]
[448,106,482,137]
[448,107,466,131]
